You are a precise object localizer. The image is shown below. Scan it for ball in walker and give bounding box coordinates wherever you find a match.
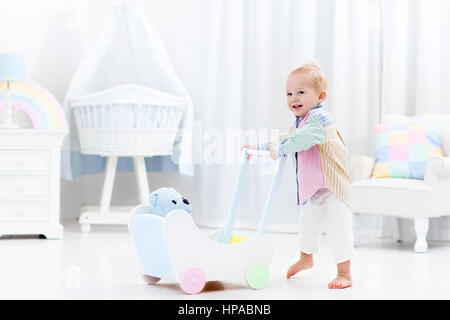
[148,187,192,217]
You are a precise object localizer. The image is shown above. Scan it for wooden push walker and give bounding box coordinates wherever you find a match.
[128,149,287,294]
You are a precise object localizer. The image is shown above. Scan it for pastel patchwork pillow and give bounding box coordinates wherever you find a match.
[372,124,443,179]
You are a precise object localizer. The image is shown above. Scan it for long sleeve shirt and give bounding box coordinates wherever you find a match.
[256,105,353,208]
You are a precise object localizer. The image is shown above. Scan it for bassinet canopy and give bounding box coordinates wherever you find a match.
[62,0,193,180]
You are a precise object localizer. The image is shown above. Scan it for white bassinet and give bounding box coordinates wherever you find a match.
[71,84,185,156]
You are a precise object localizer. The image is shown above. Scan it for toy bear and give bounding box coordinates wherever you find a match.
[148,187,192,217]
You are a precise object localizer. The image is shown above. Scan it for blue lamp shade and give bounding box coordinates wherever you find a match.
[0,53,27,82]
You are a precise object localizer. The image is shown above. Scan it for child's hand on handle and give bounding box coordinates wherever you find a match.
[270,149,279,160]
[241,145,279,160]
[241,144,256,160]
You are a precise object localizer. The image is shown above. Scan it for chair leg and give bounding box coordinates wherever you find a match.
[391,217,401,242]
[414,217,429,253]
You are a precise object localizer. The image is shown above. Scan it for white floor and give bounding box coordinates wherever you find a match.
[1,220,450,300]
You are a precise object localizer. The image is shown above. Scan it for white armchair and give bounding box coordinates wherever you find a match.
[350,113,450,253]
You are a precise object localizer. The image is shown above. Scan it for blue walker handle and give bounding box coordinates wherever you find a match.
[258,153,287,235]
[220,149,287,244]
[220,150,249,244]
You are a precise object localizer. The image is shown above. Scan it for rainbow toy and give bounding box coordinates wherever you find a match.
[0,81,68,132]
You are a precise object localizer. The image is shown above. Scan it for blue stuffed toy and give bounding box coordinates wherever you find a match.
[148,187,192,217]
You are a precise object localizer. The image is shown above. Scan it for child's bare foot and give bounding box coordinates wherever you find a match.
[328,273,352,289]
[286,252,314,279]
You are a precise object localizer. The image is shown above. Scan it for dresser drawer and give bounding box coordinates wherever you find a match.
[0,201,49,222]
[0,151,50,174]
[0,176,50,196]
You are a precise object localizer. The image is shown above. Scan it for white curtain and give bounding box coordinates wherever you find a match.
[380,0,450,241]
[189,0,381,233]
[185,0,450,241]
[382,0,450,117]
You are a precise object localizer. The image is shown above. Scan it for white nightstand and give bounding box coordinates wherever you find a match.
[0,130,66,239]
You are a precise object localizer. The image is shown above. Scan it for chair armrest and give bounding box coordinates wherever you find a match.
[424,157,450,215]
[424,157,450,185]
[349,154,375,180]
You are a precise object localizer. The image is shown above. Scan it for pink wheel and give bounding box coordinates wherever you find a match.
[180,267,206,295]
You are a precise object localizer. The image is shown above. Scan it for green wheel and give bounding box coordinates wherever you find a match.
[246,263,270,290]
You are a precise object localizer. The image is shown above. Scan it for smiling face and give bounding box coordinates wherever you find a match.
[286,72,326,117]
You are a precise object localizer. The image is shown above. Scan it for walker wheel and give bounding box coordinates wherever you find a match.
[246,263,270,290]
[180,267,206,295]
[143,275,161,285]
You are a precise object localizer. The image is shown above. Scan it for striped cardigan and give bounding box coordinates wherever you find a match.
[257,105,353,208]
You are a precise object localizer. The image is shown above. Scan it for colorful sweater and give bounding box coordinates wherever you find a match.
[257,105,353,208]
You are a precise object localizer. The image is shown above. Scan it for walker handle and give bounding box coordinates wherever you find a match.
[221,149,287,243]
[244,149,271,157]
[220,149,250,244]
[257,153,287,235]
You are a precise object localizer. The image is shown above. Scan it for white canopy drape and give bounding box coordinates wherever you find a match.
[61,0,194,180]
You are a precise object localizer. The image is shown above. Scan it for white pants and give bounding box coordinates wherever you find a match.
[299,188,353,264]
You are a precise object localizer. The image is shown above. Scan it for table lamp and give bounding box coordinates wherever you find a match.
[0,53,27,129]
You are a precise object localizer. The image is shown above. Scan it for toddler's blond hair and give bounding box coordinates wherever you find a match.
[290,61,328,93]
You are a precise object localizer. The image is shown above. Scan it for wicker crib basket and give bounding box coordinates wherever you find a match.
[70,84,185,156]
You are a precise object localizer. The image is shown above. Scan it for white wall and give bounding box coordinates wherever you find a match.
[0,0,204,221]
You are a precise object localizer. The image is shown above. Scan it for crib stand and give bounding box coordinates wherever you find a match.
[78,156,150,232]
